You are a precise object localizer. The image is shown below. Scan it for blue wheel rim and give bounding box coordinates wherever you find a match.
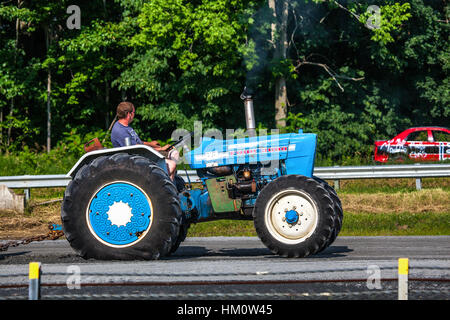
[87,182,152,247]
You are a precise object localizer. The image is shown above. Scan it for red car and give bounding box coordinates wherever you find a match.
[374,127,450,163]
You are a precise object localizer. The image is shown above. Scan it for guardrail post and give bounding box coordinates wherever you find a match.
[334,180,340,190]
[24,188,30,202]
[29,262,41,300]
[415,178,422,191]
[398,258,408,300]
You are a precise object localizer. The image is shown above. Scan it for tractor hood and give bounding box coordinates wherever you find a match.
[185,130,317,177]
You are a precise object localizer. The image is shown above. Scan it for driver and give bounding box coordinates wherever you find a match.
[111,101,177,181]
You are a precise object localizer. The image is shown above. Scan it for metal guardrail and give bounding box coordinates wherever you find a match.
[314,163,450,179]
[1,164,450,199]
[313,163,450,190]
[0,174,72,189]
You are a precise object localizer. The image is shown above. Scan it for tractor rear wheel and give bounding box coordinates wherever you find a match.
[61,153,181,260]
[253,175,335,258]
[313,176,343,252]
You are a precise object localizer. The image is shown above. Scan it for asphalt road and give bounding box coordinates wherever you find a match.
[0,236,449,301]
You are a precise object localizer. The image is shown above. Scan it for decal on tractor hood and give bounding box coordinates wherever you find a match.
[194,144,295,162]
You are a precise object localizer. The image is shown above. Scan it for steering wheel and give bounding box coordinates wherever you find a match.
[167,132,193,150]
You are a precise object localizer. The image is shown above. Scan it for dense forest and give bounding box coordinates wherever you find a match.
[0,0,448,163]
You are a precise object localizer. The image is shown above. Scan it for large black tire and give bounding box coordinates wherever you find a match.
[313,176,343,251]
[61,153,181,260]
[168,221,190,255]
[173,174,187,193]
[253,175,335,258]
[166,174,189,255]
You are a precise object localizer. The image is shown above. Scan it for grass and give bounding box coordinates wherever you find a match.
[189,219,257,237]
[339,188,450,214]
[188,211,450,237]
[0,178,449,239]
[341,211,450,236]
[335,177,450,193]
[188,185,450,237]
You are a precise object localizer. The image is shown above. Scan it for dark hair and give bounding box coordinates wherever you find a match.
[116,101,135,119]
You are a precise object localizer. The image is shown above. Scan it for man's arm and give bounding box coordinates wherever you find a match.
[144,140,160,148]
[143,140,171,151]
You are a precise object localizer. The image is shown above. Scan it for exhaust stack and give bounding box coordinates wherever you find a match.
[240,87,256,137]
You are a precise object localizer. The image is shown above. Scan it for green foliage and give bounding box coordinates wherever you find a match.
[279,112,306,133]
[114,0,258,134]
[0,128,112,175]
[0,0,448,166]
[282,0,448,160]
[0,147,77,176]
[56,128,113,158]
[0,115,39,152]
[359,2,412,45]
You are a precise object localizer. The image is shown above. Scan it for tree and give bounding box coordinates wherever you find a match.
[269,0,289,127]
[0,1,40,152]
[112,0,259,138]
[263,0,413,128]
[0,0,447,163]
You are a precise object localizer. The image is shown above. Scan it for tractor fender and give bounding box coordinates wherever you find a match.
[67,145,166,178]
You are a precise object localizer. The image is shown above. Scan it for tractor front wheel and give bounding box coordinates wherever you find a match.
[253,175,335,258]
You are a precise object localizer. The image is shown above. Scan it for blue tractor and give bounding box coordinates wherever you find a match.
[61,93,342,259]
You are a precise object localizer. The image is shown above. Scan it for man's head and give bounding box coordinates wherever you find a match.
[116,101,135,123]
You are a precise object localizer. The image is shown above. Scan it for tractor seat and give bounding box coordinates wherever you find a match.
[84,138,104,153]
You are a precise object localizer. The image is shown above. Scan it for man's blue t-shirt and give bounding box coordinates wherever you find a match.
[111,121,143,147]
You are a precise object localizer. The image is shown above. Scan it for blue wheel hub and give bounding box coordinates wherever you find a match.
[87,183,152,246]
[285,210,299,224]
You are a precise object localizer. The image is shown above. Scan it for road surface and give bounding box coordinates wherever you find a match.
[0,236,449,300]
